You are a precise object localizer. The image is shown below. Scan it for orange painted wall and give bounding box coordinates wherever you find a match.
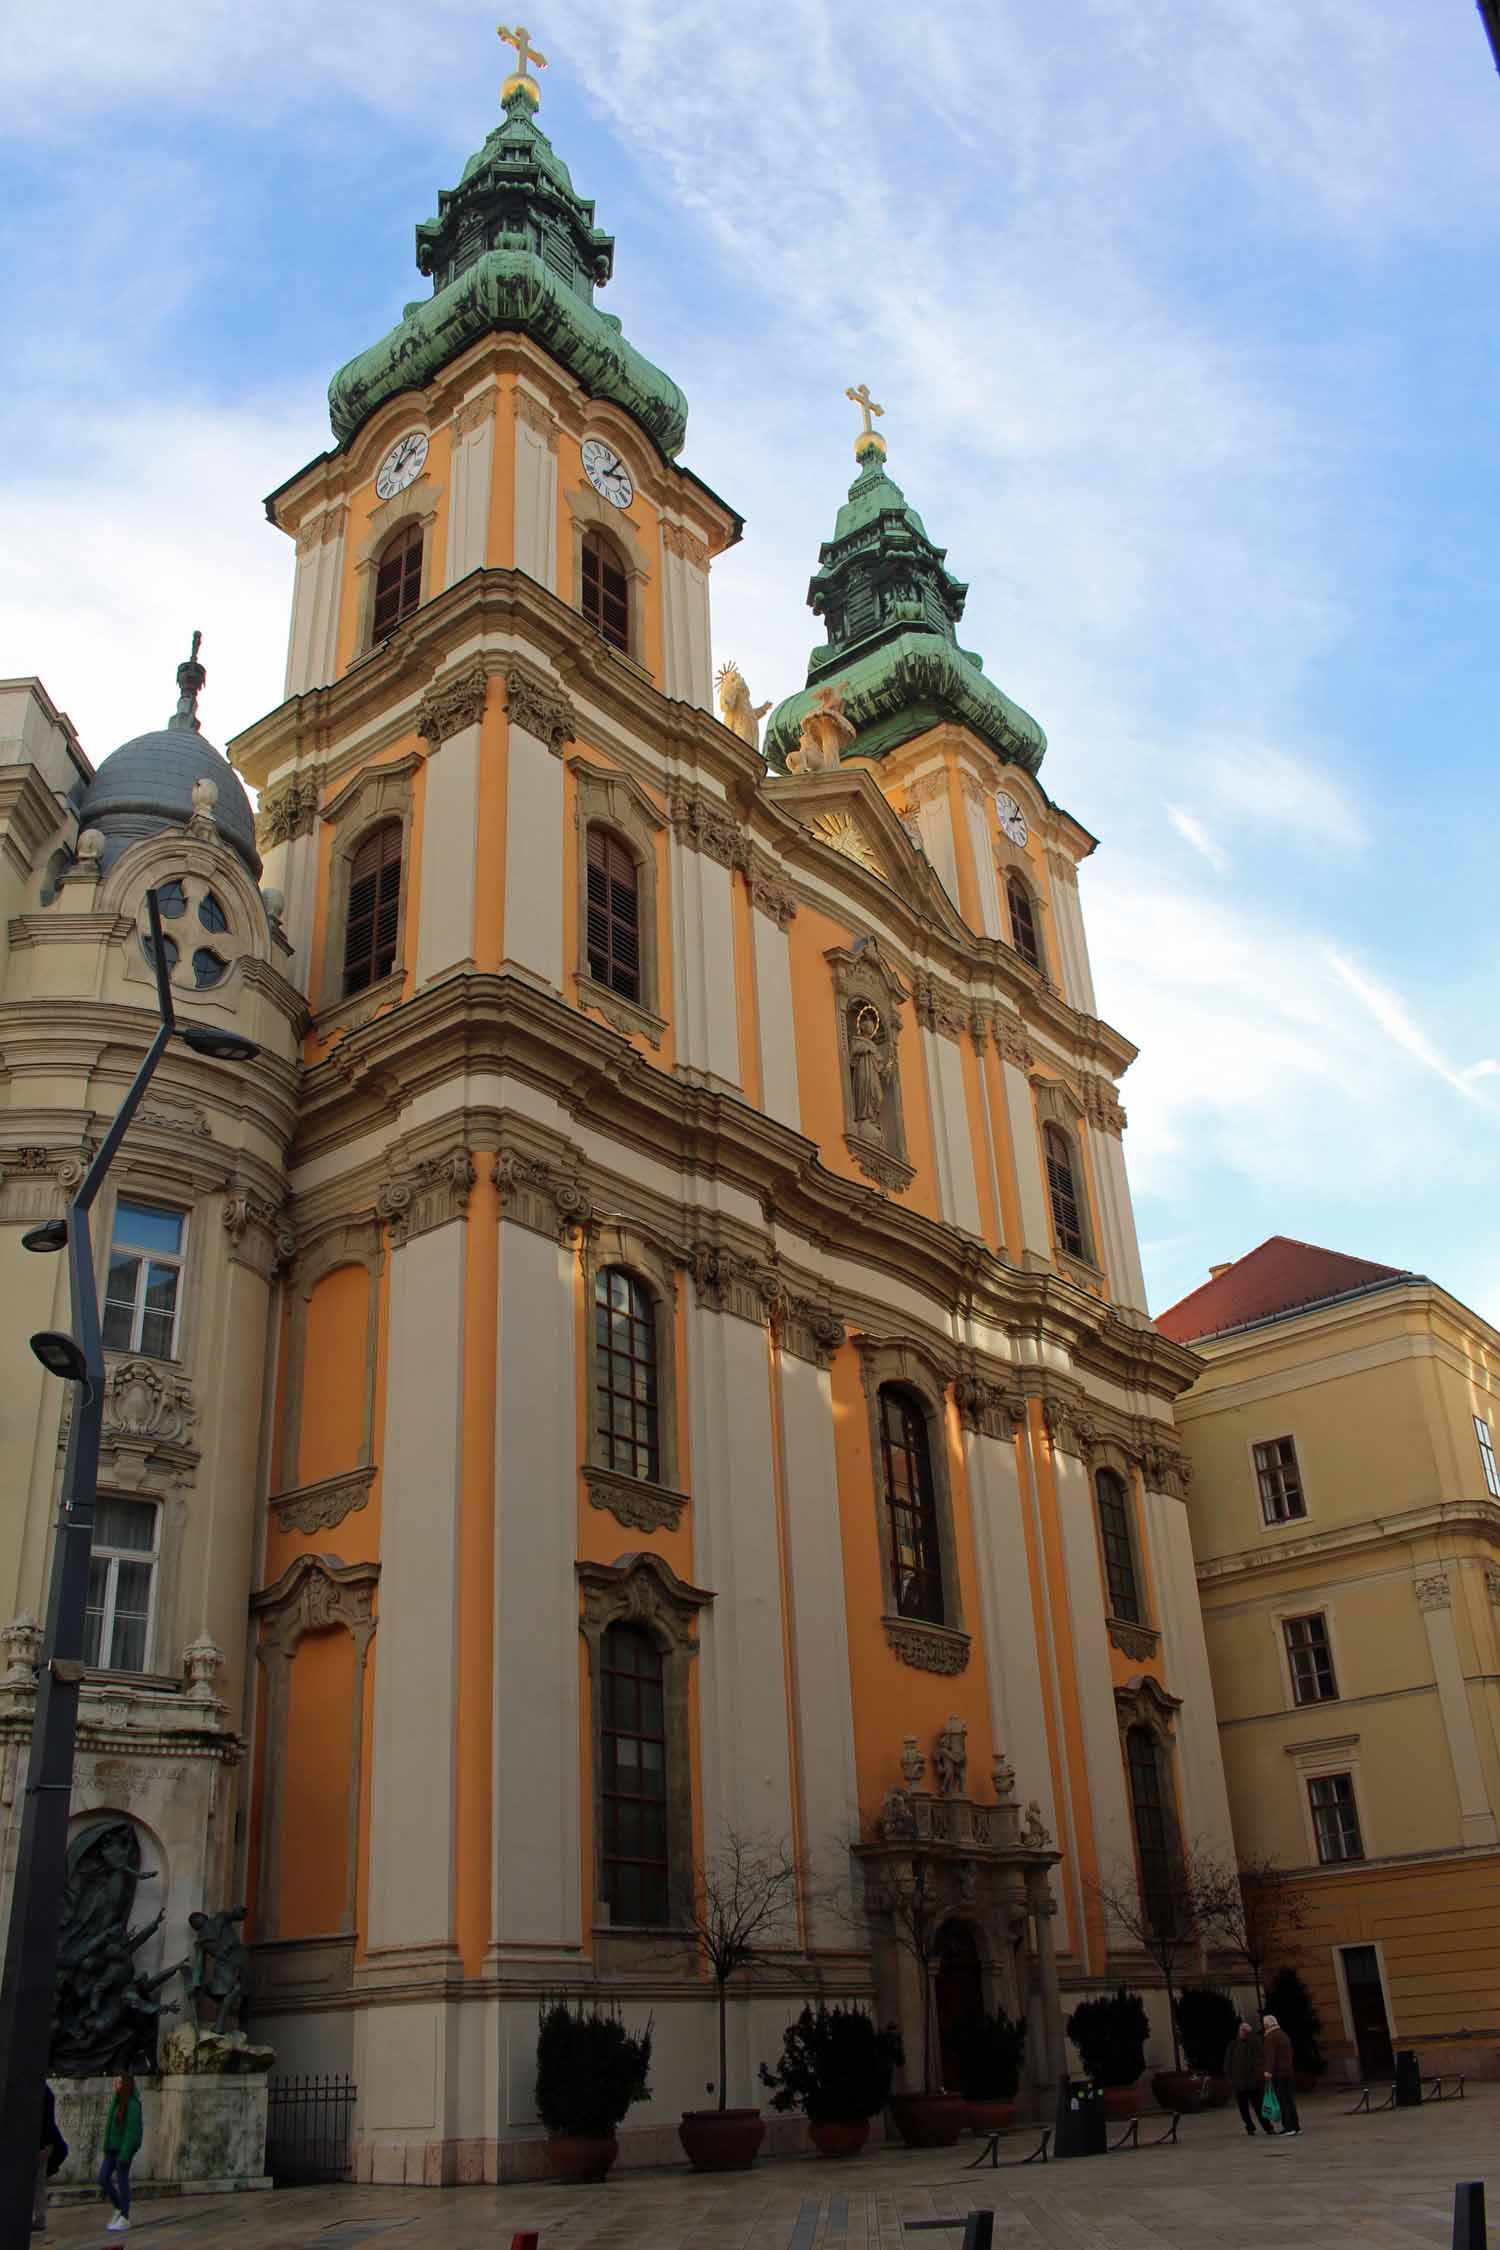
[553,429,665,686]
[276,1628,355,1938]
[297,1265,367,1484]
[563,747,676,1071]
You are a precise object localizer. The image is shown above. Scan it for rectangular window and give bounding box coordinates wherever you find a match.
[1309,1771,1363,1863]
[1253,1435,1306,1525]
[1476,1416,1500,1500]
[101,1201,186,1359]
[1284,1612,1338,1705]
[83,1497,158,1674]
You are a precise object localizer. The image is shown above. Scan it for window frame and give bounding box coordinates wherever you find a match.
[1125,1722,1179,1936]
[592,1265,661,1485]
[855,1338,969,1671]
[1253,1434,1307,1525]
[580,527,631,653]
[1094,1464,1145,1626]
[598,1621,671,1928]
[585,824,643,1003]
[1475,1414,1500,1500]
[1042,1121,1087,1260]
[1308,1770,1364,1864]
[879,1382,947,1628]
[102,1199,188,1361]
[1005,871,1044,973]
[316,755,419,1022]
[370,520,425,641]
[83,1494,160,1676]
[581,1226,683,1511]
[570,762,666,1042]
[1283,1610,1339,1707]
[341,817,405,999]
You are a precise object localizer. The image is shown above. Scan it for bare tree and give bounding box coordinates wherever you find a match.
[686,1828,805,2113]
[1090,1845,1228,2073]
[1206,1855,1309,2012]
[869,1854,948,2093]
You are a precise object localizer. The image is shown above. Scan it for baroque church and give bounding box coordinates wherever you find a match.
[0,36,1234,2181]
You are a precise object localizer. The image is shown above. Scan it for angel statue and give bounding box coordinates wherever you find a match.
[715,661,771,751]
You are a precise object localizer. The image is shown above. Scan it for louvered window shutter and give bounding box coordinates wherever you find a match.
[585,828,641,1002]
[343,821,404,997]
[1044,1124,1084,1257]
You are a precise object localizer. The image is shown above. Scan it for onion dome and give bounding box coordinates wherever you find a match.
[328,39,687,461]
[763,398,1046,777]
[76,637,261,878]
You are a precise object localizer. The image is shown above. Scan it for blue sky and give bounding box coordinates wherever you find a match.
[5,2,1498,1322]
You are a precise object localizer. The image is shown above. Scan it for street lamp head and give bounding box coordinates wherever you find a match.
[21,1219,68,1253]
[177,1023,260,1063]
[29,1330,88,1382]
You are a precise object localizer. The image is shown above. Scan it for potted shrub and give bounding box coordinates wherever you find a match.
[760,2004,905,2158]
[953,2008,1027,2134]
[1065,1989,1149,2119]
[678,1831,804,2171]
[1159,1985,1238,2112]
[1265,1967,1326,2095]
[534,2000,653,2182]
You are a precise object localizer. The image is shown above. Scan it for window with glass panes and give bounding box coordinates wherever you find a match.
[1309,1772,1363,1862]
[1095,1467,1142,1623]
[585,827,641,1001]
[1043,1124,1086,1258]
[1126,1724,1177,1934]
[600,1623,669,1925]
[1475,1416,1500,1500]
[1253,1435,1306,1523]
[102,1201,185,1358]
[880,1385,945,1625]
[594,1268,659,1482]
[84,1497,158,1673]
[581,530,629,651]
[1284,1612,1338,1705]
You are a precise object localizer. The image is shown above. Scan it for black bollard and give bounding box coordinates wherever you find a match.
[1454,2181,1487,2250]
[1395,2051,1421,2107]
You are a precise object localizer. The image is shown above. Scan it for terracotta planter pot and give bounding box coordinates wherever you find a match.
[887,2092,968,2148]
[1101,2081,1145,2120]
[678,2108,766,2171]
[1151,2071,1221,2114]
[545,2132,619,2183]
[965,2098,1017,2135]
[808,2117,871,2159]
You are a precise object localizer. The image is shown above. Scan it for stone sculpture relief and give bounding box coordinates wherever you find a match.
[787,681,856,773]
[185,1906,251,2034]
[53,1820,184,2075]
[933,1715,968,1798]
[715,661,771,751]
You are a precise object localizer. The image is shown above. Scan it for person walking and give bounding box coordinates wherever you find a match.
[33,2081,68,2233]
[97,2073,142,2233]
[1261,2012,1301,2137]
[1224,2021,1273,2137]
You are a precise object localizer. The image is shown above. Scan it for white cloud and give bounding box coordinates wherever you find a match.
[1166,805,1227,873]
[1199,740,1366,851]
[1325,949,1496,1104]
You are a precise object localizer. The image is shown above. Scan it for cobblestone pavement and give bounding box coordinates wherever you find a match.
[39,2086,1500,2250]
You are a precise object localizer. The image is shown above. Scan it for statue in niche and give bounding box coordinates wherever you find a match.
[933,1715,968,1798]
[52,1820,186,2074]
[848,1003,893,1127]
[715,661,771,752]
[185,1906,251,2034]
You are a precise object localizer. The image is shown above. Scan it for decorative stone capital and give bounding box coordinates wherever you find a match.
[911,968,968,1042]
[1081,1071,1128,1137]
[687,1239,784,1326]
[1042,1393,1096,1460]
[271,1465,377,1538]
[1,1613,43,1686]
[1045,846,1079,891]
[183,1631,226,1703]
[995,1010,1034,1073]
[513,387,561,445]
[493,1148,593,1245]
[1415,1572,1452,1613]
[583,1463,687,1534]
[222,1189,292,1279]
[666,782,749,873]
[882,1616,971,1676]
[505,666,575,755]
[747,849,798,928]
[256,770,320,849]
[417,661,489,746]
[953,1369,1028,1441]
[379,1146,475,1246]
[662,520,710,569]
[451,390,498,441]
[1137,1439,1192,1498]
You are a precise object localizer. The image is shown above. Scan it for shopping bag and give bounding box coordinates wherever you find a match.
[1261,2084,1282,2128]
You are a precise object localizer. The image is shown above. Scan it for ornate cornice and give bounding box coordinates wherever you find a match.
[1081,1071,1128,1138]
[378,1145,475,1246]
[583,1463,686,1535]
[271,1465,377,1538]
[882,1616,972,1676]
[256,771,321,850]
[417,661,489,746]
[505,666,575,756]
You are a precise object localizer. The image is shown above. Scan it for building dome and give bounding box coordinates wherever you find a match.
[77,638,261,878]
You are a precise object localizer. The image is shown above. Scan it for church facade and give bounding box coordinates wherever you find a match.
[0,43,1233,2183]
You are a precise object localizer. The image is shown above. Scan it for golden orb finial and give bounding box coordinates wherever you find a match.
[498,21,547,106]
[846,382,886,463]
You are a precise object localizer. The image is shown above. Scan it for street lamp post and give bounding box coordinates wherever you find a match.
[0,888,257,2248]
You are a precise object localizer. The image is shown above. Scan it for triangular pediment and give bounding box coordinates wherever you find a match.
[761,765,968,936]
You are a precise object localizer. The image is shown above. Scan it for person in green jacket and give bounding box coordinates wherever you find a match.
[98,2074,142,2233]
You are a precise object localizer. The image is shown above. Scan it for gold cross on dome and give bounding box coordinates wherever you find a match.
[846,382,887,460]
[498,22,547,88]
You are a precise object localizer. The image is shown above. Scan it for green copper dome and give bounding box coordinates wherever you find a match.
[764,451,1046,775]
[328,88,688,459]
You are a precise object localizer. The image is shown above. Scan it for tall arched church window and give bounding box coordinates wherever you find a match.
[586,827,641,1001]
[1095,1467,1141,1623]
[342,820,403,997]
[371,522,424,639]
[599,1622,669,1926]
[1126,1724,1176,1935]
[581,529,629,651]
[879,1384,944,1626]
[1043,1123,1085,1259]
[1007,873,1042,970]
[594,1267,659,1483]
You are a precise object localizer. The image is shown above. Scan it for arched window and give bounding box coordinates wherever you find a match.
[1043,1123,1085,1259]
[581,529,629,651]
[599,1623,669,1926]
[1126,1725,1176,1936]
[1095,1467,1141,1623]
[586,826,641,1000]
[879,1384,944,1625]
[342,820,403,996]
[1007,873,1042,970]
[371,522,423,639]
[594,1267,659,1482]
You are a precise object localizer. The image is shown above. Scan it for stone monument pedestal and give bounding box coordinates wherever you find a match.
[53,2045,274,2200]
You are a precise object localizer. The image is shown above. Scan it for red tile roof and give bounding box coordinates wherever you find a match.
[1155,1236,1412,1344]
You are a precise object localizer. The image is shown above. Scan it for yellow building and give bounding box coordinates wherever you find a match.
[1,42,1234,2182]
[1161,1237,1500,2082]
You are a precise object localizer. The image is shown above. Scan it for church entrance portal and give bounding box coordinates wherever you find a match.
[935,1919,984,2090]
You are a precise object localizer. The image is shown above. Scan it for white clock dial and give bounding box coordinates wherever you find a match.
[582,437,634,509]
[375,430,429,501]
[995,789,1029,848]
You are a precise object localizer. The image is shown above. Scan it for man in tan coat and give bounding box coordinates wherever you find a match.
[1224,2021,1273,2138]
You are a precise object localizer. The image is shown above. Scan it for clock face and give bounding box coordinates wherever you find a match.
[582,437,634,509]
[375,430,429,501]
[995,789,1029,848]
